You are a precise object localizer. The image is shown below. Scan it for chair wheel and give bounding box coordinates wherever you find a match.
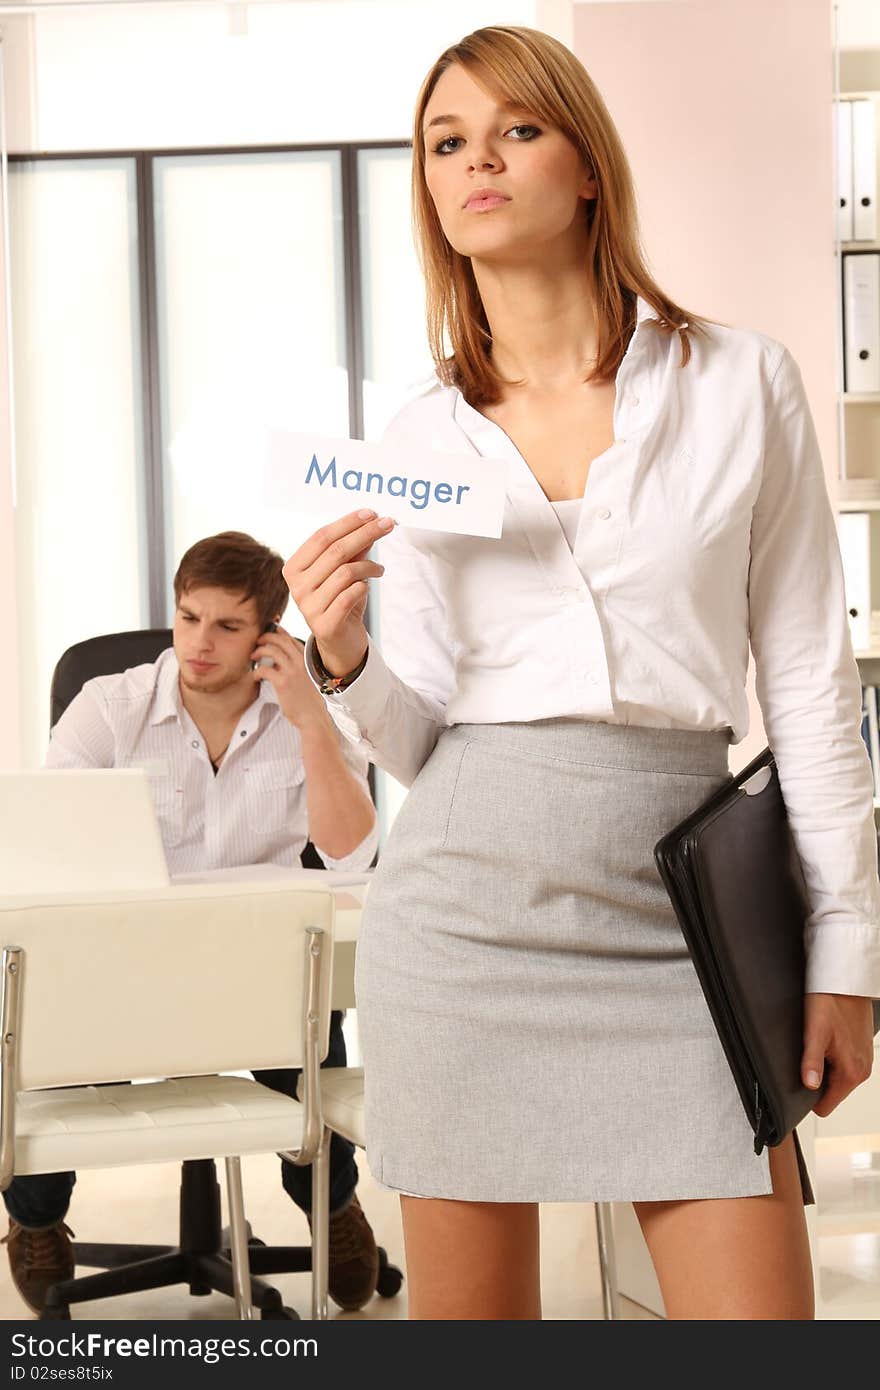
[261,1305,300,1320]
[376,1247,404,1298]
[40,1303,71,1320]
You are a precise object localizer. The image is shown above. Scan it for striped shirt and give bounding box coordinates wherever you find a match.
[46,648,378,876]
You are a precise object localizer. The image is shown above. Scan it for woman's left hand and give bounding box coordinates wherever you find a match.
[801,993,875,1117]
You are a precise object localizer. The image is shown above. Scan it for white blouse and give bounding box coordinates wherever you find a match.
[306,298,880,997]
[550,497,584,551]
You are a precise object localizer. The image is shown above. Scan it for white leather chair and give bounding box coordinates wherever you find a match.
[0,884,335,1320]
[318,1067,619,1318]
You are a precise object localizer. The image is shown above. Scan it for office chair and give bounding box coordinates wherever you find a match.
[39,627,400,1318]
[0,884,336,1321]
[49,629,175,727]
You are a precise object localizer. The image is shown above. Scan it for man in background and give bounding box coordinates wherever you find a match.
[3,531,380,1315]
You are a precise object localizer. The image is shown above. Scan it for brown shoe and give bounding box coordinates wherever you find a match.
[3,1218,75,1315]
[311,1195,378,1312]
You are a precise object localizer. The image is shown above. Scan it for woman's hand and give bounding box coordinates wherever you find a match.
[283,509,394,677]
[801,993,875,1117]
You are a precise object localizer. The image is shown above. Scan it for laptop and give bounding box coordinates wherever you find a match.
[0,769,170,895]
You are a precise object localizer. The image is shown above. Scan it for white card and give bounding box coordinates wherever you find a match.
[264,429,508,539]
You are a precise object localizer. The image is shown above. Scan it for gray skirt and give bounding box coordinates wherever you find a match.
[356,718,780,1203]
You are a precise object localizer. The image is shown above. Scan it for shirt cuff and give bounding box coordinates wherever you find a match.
[305,634,371,695]
[304,635,394,746]
[805,923,880,997]
[316,817,379,872]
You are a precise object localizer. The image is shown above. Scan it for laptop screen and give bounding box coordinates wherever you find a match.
[0,770,170,894]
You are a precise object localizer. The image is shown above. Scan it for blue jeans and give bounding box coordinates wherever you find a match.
[3,1012,358,1229]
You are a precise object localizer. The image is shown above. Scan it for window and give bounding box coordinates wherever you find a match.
[9,158,148,767]
[155,150,350,631]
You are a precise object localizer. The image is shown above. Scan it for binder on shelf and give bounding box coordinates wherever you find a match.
[843,252,880,393]
[836,99,854,243]
[839,510,871,653]
[852,99,877,243]
[867,686,880,799]
[861,686,880,795]
[838,477,880,503]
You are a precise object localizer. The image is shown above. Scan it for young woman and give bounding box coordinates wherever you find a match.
[284,26,879,1319]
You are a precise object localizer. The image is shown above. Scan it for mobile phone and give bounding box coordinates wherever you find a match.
[253,621,278,670]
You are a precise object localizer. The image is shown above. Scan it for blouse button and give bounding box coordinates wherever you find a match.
[191,740,199,749]
[597,508,611,520]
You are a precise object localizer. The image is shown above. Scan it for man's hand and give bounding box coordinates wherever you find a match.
[801,993,874,1117]
[252,624,376,862]
[251,626,328,730]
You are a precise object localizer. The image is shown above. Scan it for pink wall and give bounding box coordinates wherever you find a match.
[0,15,32,768]
[0,230,21,770]
[575,0,839,769]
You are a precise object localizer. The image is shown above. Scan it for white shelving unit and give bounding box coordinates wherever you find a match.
[809,52,880,1319]
[838,86,880,672]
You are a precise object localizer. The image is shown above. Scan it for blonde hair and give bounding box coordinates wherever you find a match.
[412,25,703,406]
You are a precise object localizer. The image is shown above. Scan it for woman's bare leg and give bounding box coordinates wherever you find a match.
[400,1197,541,1320]
[634,1136,814,1319]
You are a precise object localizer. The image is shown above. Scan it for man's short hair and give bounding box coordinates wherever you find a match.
[173,531,290,632]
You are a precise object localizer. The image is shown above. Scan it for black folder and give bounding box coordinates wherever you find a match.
[654,745,880,1154]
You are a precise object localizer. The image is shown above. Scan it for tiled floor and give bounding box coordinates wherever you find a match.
[0,1154,659,1321]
